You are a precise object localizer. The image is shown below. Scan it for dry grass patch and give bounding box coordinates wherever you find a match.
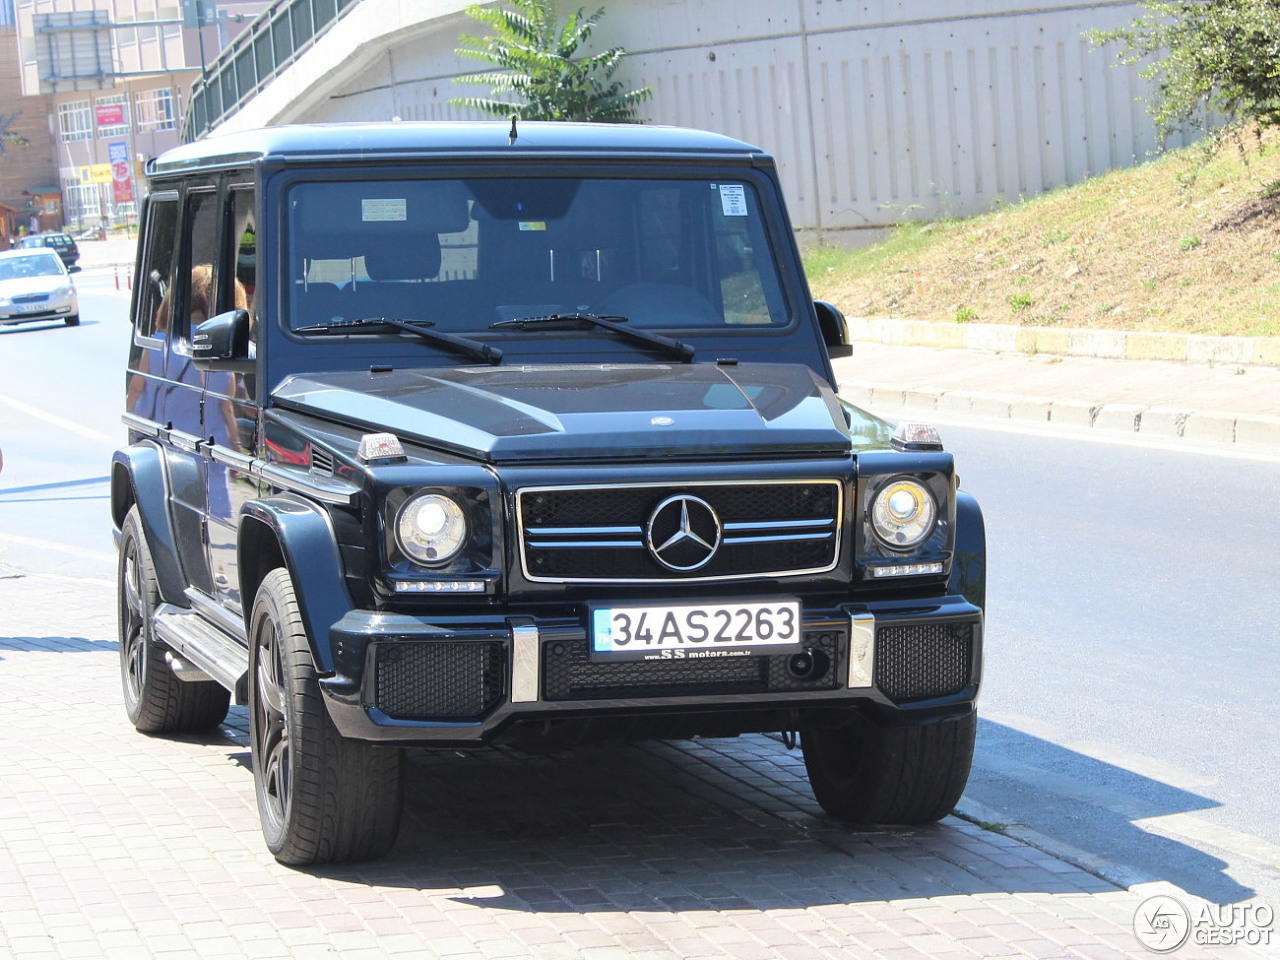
[805,133,1280,337]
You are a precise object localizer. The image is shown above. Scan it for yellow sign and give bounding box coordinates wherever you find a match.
[78,164,113,184]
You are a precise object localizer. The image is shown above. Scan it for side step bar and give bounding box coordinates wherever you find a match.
[152,603,250,704]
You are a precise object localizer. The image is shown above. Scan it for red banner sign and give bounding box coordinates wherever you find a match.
[108,141,134,204]
[96,104,125,127]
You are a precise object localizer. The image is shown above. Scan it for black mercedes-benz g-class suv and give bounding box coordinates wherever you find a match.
[112,122,984,865]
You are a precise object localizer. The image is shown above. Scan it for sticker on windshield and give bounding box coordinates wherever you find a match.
[518,221,547,231]
[719,184,748,216]
[362,198,407,221]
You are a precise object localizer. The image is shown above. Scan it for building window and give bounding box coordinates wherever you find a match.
[63,179,101,225]
[58,101,93,142]
[95,95,130,138]
[134,88,176,131]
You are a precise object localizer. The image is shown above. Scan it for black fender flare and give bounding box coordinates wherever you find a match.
[949,490,986,613]
[110,443,188,606]
[238,496,351,675]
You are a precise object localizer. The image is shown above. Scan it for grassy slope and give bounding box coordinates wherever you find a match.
[804,134,1280,338]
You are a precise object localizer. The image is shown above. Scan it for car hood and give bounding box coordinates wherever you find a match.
[0,276,71,297]
[271,362,857,463]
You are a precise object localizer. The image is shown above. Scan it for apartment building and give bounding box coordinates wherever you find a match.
[7,0,265,231]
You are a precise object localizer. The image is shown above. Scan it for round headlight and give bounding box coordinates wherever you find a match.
[396,494,467,565]
[870,479,937,549]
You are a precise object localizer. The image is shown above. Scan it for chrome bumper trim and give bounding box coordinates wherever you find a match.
[847,612,875,688]
[510,620,540,703]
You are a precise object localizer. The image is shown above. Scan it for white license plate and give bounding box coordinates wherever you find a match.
[590,599,802,661]
[16,303,47,314]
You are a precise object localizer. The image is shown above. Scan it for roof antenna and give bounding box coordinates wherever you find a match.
[508,114,518,146]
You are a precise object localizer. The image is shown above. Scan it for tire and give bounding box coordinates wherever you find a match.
[249,568,403,865]
[118,506,230,733]
[64,315,80,326]
[801,711,976,824]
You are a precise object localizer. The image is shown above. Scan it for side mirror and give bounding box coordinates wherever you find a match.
[814,300,852,359]
[68,265,82,274]
[193,309,251,364]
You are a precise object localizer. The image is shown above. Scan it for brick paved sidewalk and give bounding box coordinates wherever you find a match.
[0,574,1258,959]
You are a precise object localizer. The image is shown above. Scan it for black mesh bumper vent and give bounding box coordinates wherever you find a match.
[875,622,974,704]
[542,629,843,701]
[372,641,504,720]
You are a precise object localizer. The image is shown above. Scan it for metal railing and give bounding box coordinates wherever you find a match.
[181,0,362,142]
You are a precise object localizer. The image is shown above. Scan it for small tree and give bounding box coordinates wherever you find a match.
[451,0,652,122]
[1,112,29,155]
[1089,1,1280,144]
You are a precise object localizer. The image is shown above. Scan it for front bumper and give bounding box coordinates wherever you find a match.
[0,299,76,324]
[318,596,982,746]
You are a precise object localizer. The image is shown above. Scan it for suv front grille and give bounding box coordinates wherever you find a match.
[518,480,842,582]
[542,629,843,701]
[875,622,974,703]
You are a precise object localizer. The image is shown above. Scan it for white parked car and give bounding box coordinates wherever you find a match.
[0,248,79,327]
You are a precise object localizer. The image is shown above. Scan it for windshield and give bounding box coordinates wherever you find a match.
[286,175,791,337]
[0,253,64,280]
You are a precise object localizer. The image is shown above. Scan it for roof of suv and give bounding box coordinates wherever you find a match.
[151,121,770,176]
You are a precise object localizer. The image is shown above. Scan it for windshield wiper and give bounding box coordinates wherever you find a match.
[295,316,502,365]
[490,312,694,362]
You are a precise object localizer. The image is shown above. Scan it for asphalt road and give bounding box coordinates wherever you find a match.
[2,274,1276,914]
[933,417,1280,911]
[0,267,125,578]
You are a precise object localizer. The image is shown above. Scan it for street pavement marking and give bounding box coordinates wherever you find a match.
[0,531,115,563]
[0,391,117,444]
[1134,811,1280,872]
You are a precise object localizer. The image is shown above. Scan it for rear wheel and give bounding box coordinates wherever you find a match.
[801,711,976,824]
[249,568,403,865]
[117,507,230,733]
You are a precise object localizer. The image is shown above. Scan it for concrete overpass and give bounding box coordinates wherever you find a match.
[185,0,1186,239]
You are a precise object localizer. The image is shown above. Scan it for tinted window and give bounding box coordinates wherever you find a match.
[286,176,790,335]
[135,196,180,342]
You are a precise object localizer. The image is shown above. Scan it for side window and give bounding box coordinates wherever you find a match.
[230,188,257,313]
[179,189,222,343]
[134,193,179,342]
[229,187,257,356]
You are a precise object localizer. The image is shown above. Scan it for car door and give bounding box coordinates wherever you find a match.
[201,184,260,613]
[127,190,211,596]
[161,186,222,598]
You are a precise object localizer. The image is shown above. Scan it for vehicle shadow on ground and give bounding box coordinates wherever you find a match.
[0,635,117,658]
[219,726,1129,911]
[0,476,111,497]
[969,719,1258,906]
[207,708,1073,906]
[282,724,1250,910]
[0,320,98,336]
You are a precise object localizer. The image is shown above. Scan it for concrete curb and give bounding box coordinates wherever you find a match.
[847,316,1280,368]
[842,381,1280,449]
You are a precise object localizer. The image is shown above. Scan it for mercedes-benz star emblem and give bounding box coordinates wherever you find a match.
[646,495,722,572]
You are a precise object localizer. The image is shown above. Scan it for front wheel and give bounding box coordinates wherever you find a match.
[118,506,229,733]
[801,711,976,824]
[249,568,403,865]
[64,314,80,326]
